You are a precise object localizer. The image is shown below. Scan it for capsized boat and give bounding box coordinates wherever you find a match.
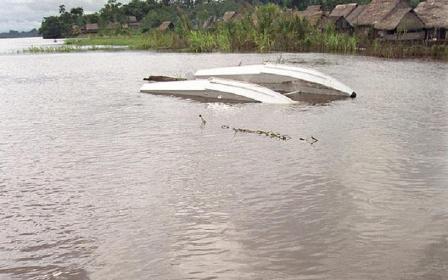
[140,77,296,104]
[194,63,357,99]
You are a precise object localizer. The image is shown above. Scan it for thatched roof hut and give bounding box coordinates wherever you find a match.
[321,16,354,33]
[356,0,411,27]
[223,11,240,22]
[295,5,327,26]
[415,0,448,29]
[346,4,367,26]
[374,7,424,31]
[159,21,174,32]
[85,23,99,33]
[303,5,322,13]
[329,3,358,18]
[127,16,140,28]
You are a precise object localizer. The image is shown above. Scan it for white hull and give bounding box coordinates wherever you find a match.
[140,78,296,104]
[195,64,357,98]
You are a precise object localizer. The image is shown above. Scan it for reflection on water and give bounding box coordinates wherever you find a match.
[0,38,447,280]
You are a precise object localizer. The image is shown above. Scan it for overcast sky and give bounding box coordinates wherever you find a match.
[0,0,130,32]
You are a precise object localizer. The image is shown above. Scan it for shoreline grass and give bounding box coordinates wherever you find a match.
[24,45,128,54]
[47,4,448,61]
[34,2,447,61]
[63,33,448,61]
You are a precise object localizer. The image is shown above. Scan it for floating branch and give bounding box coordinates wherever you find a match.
[221,125,291,141]
[221,124,319,144]
[299,136,319,145]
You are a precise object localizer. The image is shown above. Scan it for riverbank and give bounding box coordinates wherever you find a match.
[63,32,448,61]
[59,3,446,61]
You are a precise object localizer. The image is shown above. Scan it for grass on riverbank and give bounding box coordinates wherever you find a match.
[66,5,358,54]
[59,4,447,60]
[25,45,127,54]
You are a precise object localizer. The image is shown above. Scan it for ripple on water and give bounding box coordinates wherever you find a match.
[0,47,447,280]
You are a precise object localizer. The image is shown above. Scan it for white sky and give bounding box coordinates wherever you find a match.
[0,0,130,32]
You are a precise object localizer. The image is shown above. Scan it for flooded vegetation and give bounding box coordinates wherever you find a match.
[1,38,447,279]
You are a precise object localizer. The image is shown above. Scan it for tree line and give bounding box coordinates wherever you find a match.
[0,29,39,39]
[39,0,422,39]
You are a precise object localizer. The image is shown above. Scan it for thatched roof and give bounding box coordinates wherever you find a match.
[295,5,326,26]
[128,16,137,23]
[415,0,448,29]
[304,5,322,13]
[346,4,367,25]
[330,3,358,18]
[374,7,423,30]
[85,23,99,31]
[320,15,353,28]
[223,11,239,22]
[159,21,174,31]
[356,0,410,26]
[322,16,351,25]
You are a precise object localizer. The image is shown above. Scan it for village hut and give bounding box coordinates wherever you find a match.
[320,16,354,34]
[415,0,448,41]
[295,5,327,27]
[374,7,425,40]
[354,0,411,37]
[323,3,359,33]
[346,4,367,26]
[127,16,141,29]
[85,23,99,33]
[159,21,174,32]
[329,3,358,18]
[223,11,240,23]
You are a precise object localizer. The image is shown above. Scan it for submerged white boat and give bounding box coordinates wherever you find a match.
[194,63,357,99]
[140,77,296,104]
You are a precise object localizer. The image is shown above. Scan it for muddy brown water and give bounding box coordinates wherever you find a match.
[0,38,447,280]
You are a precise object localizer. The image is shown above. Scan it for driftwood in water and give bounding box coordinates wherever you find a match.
[299,136,319,144]
[221,125,291,141]
[143,75,186,82]
[221,124,319,144]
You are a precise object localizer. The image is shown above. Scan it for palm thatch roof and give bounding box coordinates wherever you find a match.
[320,15,353,28]
[374,7,423,30]
[346,4,367,25]
[356,0,410,26]
[223,11,239,22]
[330,3,358,18]
[128,16,137,23]
[85,23,99,32]
[305,5,322,13]
[415,0,448,29]
[159,21,174,32]
[294,5,326,26]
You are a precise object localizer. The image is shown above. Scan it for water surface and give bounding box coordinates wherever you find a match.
[0,38,447,280]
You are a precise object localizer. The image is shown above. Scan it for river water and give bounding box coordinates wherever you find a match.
[0,38,447,280]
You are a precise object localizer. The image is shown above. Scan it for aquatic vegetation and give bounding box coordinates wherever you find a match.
[24,45,123,54]
[364,41,448,60]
